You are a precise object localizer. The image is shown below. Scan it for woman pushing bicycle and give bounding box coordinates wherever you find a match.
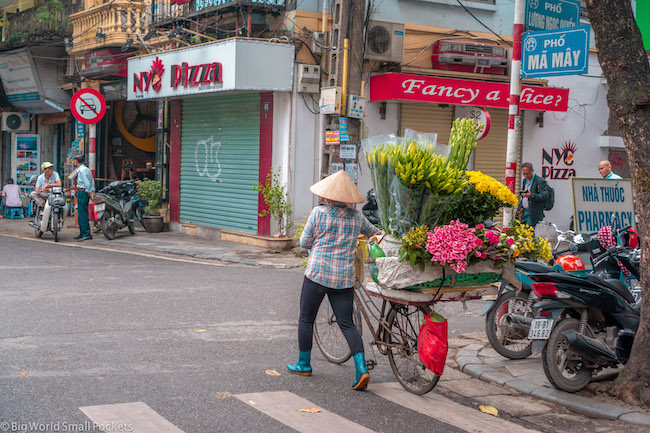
[286,170,380,390]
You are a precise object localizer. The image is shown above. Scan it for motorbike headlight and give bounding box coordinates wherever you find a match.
[51,186,63,194]
[574,234,585,244]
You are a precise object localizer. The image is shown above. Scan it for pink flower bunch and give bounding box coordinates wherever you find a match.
[426,220,482,273]
[485,230,500,244]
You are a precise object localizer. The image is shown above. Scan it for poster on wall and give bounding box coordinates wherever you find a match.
[12,134,40,191]
[571,177,635,233]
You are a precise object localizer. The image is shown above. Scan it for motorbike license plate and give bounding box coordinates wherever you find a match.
[95,203,105,212]
[528,319,553,340]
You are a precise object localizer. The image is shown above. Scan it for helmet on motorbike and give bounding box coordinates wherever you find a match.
[553,255,588,278]
[617,228,639,249]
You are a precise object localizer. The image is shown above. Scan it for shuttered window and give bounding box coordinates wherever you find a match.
[180,93,260,232]
[400,103,454,145]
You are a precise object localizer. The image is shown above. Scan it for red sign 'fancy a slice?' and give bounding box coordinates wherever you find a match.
[369,73,569,112]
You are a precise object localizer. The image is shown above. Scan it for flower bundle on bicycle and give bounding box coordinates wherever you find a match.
[361,122,551,292]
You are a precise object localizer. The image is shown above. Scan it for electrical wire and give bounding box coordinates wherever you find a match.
[453,0,511,46]
[301,92,319,114]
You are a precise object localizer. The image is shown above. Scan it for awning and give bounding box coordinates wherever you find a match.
[370,73,569,112]
[0,47,71,114]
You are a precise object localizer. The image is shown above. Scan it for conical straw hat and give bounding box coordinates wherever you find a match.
[309,170,366,204]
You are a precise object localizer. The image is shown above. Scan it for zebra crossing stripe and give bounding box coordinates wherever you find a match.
[80,402,185,433]
[368,382,541,433]
[235,391,376,433]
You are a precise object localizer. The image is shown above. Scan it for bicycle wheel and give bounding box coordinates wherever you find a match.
[314,299,362,364]
[385,304,439,395]
[485,290,533,359]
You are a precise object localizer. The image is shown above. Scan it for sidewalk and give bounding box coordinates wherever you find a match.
[449,332,650,427]
[0,217,304,269]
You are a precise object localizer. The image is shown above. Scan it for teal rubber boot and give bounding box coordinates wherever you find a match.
[287,350,312,376]
[352,352,370,390]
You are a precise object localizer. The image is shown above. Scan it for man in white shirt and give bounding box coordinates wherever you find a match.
[1,178,23,218]
[30,162,62,207]
[598,160,623,180]
[30,162,62,231]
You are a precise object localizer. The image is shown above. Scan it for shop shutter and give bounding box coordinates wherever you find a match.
[400,103,453,145]
[180,93,260,232]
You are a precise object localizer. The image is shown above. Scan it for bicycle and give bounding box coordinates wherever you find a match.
[313,239,494,395]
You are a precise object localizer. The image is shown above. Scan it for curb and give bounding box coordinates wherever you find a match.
[456,349,650,426]
[0,227,301,270]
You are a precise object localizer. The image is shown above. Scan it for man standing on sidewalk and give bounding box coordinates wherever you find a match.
[73,155,95,242]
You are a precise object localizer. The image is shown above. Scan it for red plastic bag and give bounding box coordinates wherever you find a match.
[88,202,98,222]
[417,312,448,376]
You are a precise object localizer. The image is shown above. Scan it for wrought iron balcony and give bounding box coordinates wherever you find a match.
[1,3,71,48]
[151,0,287,27]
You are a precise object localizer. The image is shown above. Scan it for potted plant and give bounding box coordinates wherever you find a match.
[253,167,294,251]
[137,178,167,233]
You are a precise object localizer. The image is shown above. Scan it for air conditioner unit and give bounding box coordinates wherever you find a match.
[432,40,508,75]
[311,31,325,55]
[365,21,404,63]
[1,112,30,132]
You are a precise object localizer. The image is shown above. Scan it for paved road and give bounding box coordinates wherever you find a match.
[1,234,532,433]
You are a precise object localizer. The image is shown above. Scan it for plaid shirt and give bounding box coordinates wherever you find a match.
[301,204,380,289]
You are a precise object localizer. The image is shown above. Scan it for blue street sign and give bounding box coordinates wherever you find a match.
[521,25,590,78]
[525,0,581,32]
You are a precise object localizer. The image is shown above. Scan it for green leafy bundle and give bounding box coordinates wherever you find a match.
[447,118,480,170]
[398,225,432,271]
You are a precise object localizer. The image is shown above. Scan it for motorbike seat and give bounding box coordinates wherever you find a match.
[515,261,555,274]
[588,276,636,304]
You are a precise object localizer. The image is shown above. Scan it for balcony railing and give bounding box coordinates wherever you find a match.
[1,5,71,47]
[151,0,287,26]
[70,0,149,54]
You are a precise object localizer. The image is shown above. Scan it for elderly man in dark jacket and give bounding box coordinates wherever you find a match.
[516,162,549,227]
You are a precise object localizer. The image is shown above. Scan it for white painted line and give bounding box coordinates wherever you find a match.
[0,232,229,267]
[235,391,376,433]
[368,382,541,433]
[80,402,185,433]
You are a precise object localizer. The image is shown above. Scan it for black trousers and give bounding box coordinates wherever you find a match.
[298,277,364,355]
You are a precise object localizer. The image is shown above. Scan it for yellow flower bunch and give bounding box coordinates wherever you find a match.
[507,221,553,262]
[466,171,519,207]
[536,237,554,262]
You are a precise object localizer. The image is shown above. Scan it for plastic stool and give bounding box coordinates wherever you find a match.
[5,207,23,220]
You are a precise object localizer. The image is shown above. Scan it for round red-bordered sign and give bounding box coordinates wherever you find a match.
[71,88,106,124]
[465,108,491,140]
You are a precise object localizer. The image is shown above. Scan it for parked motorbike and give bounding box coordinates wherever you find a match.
[93,180,145,240]
[29,186,66,242]
[483,223,585,359]
[362,189,380,225]
[528,245,640,392]
[482,221,638,360]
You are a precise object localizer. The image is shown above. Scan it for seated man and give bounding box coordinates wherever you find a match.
[0,178,23,218]
[30,162,62,231]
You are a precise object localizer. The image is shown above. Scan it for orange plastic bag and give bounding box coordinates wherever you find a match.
[417,312,448,376]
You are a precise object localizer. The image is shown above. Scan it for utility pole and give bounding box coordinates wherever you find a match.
[503,0,525,226]
[321,0,365,179]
